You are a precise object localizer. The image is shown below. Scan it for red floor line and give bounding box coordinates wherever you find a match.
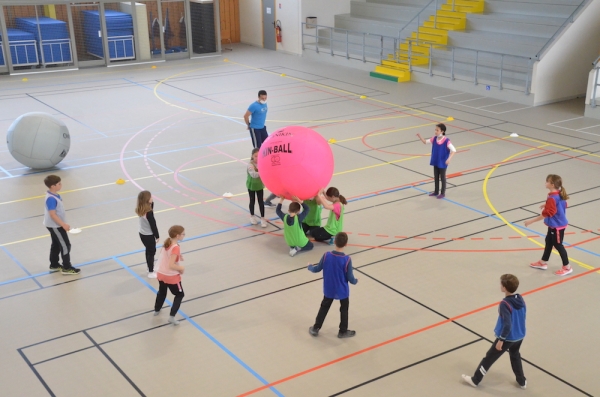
[237,265,600,397]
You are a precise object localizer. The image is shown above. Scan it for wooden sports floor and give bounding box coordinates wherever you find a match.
[0,45,598,397]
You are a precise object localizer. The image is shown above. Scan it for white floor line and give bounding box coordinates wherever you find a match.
[433,92,471,99]
[577,123,600,130]
[454,96,488,104]
[475,101,509,109]
[547,116,584,126]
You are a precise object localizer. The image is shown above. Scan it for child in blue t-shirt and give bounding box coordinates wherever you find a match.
[307,232,358,338]
[462,274,527,389]
[417,123,456,199]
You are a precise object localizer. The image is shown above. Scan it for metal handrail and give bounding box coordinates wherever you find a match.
[593,54,600,67]
[397,0,456,39]
[591,63,600,108]
[534,0,591,60]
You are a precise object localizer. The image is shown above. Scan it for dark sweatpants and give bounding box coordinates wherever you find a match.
[155,280,185,317]
[433,166,447,195]
[313,296,349,333]
[47,227,73,269]
[541,227,569,266]
[471,338,526,386]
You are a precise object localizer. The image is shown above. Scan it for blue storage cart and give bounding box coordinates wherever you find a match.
[0,28,39,66]
[82,10,135,60]
[14,17,72,65]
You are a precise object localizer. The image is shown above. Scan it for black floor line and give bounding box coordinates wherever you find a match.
[328,338,483,396]
[82,331,146,397]
[355,269,594,396]
[18,348,55,397]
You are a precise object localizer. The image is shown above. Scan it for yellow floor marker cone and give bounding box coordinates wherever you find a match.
[116,178,126,185]
[151,65,157,69]
[328,138,337,144]
[447,117,454,121]
[280,73,286,77]
[360,95,366,99]
[224,59,229,62]
[22,78,28,82]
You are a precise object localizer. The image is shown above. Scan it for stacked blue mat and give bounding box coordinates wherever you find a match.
[82,10,135,60]
[0,28,39,66]
[15,17,72,64]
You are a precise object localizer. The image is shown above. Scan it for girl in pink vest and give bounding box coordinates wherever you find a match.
[154,225,186,325]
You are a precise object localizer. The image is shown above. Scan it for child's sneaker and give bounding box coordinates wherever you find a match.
[554,266,572,276]
[437,194,445,199]
[428,192,438,197]
[264,201,275,207]
[328,237,334,245]
[520,380,527,390]
[529,260,548,270]
[250,216,258,225]
[338,330,356,338]
[49,264,62,272]
[308,326,319,336]
[61,267,81,275]
[147,272,157,279]
[261,219,267,228]
[289,247,298,257]
[461,375,477,388]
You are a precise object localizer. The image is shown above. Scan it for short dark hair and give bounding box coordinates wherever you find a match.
[289,202,301,213]
[334,232,348,248]
[436,123,447,134]
[44,175,61,188]
[500,274,519,293]
[258,90,267,97]
[251,148,259,155]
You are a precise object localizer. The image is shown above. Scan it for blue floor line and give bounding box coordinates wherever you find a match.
[111,257,285,397]
[0,246,43,289]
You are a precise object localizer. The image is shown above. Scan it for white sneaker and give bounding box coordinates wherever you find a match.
[261,219,267,228]
[289,247,298,257]
[462,375,477,388]
[147,272,157,279]
[250,216,258,225]
[520,380,527,390]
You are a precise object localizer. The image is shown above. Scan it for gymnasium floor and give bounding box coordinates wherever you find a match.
[0,44,599,397]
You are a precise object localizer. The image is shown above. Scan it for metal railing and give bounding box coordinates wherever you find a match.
[591,55,600,108]
[535,0,591,60]
[397,0,456,40]
[301,23,533,94]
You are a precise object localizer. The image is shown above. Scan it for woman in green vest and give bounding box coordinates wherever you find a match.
[247,148,267,228]
[276,196,314,257]
[302,197,322,236]
[311,187,347,245]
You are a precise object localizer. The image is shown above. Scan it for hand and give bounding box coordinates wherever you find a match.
[539,204,545,210]
[279,196,285,204]
[155,238,160,243]
[179,266,185,275]
[247,124,250,130]
[524,220,532,227]
[495,340,503,351]
[63,224,71,232]
[416,133,421,137]
[445,159,450,165]
[292,195,302,204]
[180,254,184,262]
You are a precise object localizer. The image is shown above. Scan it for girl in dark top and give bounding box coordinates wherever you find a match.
[136,190,160,278]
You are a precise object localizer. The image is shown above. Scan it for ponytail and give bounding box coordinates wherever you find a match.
[436,123,447,136]
[325,187,347,205]
[546,174,569,200]
[162,225,185,249]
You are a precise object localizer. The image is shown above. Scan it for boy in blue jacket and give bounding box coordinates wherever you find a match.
[462,274,527,389]
[308,232,358,338]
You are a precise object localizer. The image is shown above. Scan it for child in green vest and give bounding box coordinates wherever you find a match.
[311,187,347,245]
[247,148,267,228]
[302,197,322,236]
[276,196,314,257]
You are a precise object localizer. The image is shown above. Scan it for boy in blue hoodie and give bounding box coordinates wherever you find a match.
[307,232,358,338]
[462,274,527,389]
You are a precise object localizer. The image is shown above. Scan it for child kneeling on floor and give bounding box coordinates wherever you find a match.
[308,232,358,338]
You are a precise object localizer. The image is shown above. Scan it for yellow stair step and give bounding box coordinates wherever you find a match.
[418,26,449,36]
[411,32,448,45]
[436,10,467,18]
[440,4,483,12]
[382,60,411,70]
[399,43,430,55]
[423,20,463,30]
[429,15,464,25]
[374,65,410,79]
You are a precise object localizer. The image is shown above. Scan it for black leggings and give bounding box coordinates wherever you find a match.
[139,233,157,272]
[311,227,333,242]
[155,280,185,316]
[248,189,265,217]
[313,296,350,332]
[471,339,526,386]
[433,166,447,195]
[541,227,569,266]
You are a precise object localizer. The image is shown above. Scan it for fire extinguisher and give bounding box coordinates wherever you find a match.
[275,20,282,43]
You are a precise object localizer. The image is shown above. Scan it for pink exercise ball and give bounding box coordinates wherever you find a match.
[257,126,334,200]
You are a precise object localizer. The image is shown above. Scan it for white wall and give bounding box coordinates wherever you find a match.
[240,0,263,47]
[532,0,600,106]
[301,0,351,28]
[275,0,301,55]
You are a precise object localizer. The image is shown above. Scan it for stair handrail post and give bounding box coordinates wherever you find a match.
[474,50,479,85]
[346,30,349,59]
[393,38,398,63]
[408,39,413,72]
[330,27,334,56]
[534,0,591,61]
[434,0,438,27]
[452,0,455,12]
[525,58,532,95]
[301,22,305,51]
[416,14,420,41]
[429,42,433,76]
[591,66,599,107]
[498,54,504,90]
[380,35,384,63]
[315,24,319,53]
[451,46,455,80]
[362,33,366,63]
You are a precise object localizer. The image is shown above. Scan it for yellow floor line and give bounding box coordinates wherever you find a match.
[517,136,600,159]
[482,145,595,271]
